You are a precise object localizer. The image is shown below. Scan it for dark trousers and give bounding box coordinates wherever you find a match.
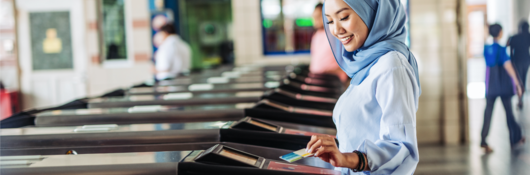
[481,95,523,147]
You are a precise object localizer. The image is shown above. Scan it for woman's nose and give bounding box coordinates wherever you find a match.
[333,23,345,35]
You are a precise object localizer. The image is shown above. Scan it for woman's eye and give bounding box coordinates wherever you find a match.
[340,16,349,21]
[326,20,334,24]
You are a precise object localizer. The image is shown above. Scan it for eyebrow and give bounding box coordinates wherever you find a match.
[325,7,349,17]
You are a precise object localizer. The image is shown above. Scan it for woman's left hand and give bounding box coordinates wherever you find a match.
[306,135,356,168]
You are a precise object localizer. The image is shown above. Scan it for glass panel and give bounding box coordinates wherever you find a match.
[219,148,258,165]
[101,0,128,60]
[401,0,410,47]
[261,0,320,55]
[179,0,233,70]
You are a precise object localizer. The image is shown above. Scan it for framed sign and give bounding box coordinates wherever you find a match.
[29,11,73,70]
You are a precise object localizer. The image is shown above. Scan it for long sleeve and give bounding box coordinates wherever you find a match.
[356,66,419,175]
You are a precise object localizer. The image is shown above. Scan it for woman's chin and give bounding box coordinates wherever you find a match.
[343,45,357,52]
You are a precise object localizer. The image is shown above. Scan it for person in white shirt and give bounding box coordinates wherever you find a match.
[153,24,192,81]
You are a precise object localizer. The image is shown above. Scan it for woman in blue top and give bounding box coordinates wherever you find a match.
[480,24,524,153]
[305,0,420,174]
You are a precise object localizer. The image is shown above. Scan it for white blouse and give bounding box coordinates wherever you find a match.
[333,51,420,174]
[155,35,191,80]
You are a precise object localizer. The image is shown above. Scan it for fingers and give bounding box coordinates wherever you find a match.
[306,135,319,152]
[306,135,335,153]
[314,139,339,156]
[306,135,338,157]
[308,139,322,154]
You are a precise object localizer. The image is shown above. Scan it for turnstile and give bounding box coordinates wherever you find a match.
[127,79,340,96]
[34,99,334,127]
[87,88,336,109]
[1,143,340,175]
[1,117,336,156]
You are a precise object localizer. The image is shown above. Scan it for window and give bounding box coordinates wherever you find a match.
[100,0,128,60]
[260,0,320,55]
[401,0,410,47]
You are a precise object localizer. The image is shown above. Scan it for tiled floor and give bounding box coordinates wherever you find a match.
[415,58,530,175]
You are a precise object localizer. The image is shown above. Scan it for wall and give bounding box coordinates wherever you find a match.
[0,0,19,91]
[487,0,514,42]
[231,0,311,66]
[514,0,530,30]
[83,0,153,97]
[410,0,468,145]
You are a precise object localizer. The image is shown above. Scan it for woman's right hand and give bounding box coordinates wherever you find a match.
[306,135,357,168]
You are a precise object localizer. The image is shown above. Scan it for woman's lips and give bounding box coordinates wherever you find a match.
[340,35,353,45]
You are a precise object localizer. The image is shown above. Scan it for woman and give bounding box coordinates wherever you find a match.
[481,24,524,153]
[153,24,191,81]
[305,0,420,174]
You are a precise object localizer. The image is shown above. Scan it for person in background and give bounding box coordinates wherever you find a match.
[481,24,525,153]
[152,24,192,81]
[507,21,530,107]
[309,3,348,83]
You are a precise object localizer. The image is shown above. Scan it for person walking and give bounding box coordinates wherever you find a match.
[507,21,530,107]
[481,24,525,153]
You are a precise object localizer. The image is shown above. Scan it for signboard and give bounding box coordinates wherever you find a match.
[29,11,73,70]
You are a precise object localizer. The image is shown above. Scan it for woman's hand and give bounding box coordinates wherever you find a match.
[503,61,523,97]
[306,135,358,168]
[513,77,523,97]
[516,82,523,97]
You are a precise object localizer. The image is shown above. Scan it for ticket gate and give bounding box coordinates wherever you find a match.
[1,143,340,175]
[33,98,335,127]
[1,75,340,128]
[1,117,336,156]
[126,79,341,96]
[159,65,291,83]
[155,75,281,87]
[1,89,337,129]
[87,91,264,108]
[154,72,341,88]
[87,87,336,109]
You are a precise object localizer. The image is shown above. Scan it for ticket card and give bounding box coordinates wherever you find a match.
[280,149,314,163]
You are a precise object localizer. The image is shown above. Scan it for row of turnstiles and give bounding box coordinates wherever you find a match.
[0,65,345,175]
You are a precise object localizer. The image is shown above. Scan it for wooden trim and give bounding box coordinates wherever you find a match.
[132,19,149,29]
[91,55,100,64]
[134,53,150,62]
[466,4,488,59]
[0,59,17,66]
[87,21,98,31]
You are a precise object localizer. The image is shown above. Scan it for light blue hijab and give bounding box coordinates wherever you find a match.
[323,0,420,87]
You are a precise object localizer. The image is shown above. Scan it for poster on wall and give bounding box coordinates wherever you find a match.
[29,11,73,70]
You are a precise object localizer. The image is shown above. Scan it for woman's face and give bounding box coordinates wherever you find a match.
[324,0,369,52]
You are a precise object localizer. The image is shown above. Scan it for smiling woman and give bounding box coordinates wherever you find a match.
[323,2,368,52]
[305,0,421,174]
